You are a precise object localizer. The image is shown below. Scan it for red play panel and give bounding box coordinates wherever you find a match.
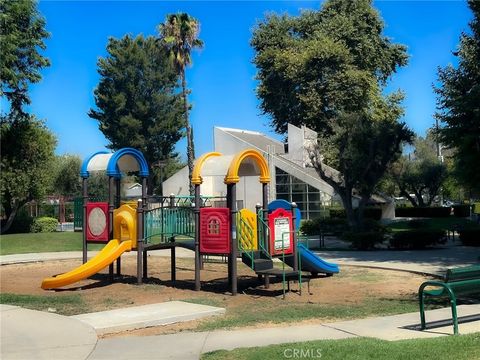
[86,202,109,242]
[268,208,294,255]
[200,208,230,254]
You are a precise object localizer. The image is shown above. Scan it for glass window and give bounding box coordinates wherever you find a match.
[292,193,307,203]
[295,201,307,212]
[277,193,290,201]
[309,202,322,211]
[291,183,306,193]
[308,192,320,202]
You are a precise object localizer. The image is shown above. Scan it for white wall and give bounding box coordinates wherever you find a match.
[162,166,189,196]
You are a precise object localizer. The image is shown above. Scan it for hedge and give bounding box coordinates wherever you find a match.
[300,218,348,236]
[395,207,451,218]
[459,228,480,246]
[329,208,382,220]
[389,229,446,249]
[30,217,58,233]
[342,231,385,250]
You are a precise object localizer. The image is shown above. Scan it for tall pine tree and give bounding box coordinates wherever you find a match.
[89,35,185,193]
[436,0,480,193]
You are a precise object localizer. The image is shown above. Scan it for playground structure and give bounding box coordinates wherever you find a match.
[41,147,339,296]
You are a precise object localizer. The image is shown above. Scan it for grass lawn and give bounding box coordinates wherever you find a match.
[0,293,87,316]
[0,232,104,255]
[202,333,480,360]
[194,297,422,332]
[387,217,478,233]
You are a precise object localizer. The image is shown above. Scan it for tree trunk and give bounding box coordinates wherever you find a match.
[0,203,19,235]
[356,195,369,231]
[182,70,195,196]
[338,186,357,229]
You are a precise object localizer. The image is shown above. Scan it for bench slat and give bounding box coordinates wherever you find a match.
[446,265,480,282]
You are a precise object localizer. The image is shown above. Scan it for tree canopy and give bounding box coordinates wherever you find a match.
[252,0,412,228]
[388,132,447,207]
[88,34,185,191]
[1,118,57,233]
[435,0,480,193]
[51,155,82,198]
[0,0,50,119]
[0,0,53,233]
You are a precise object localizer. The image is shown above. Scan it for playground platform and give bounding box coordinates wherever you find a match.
[2,303,479,360]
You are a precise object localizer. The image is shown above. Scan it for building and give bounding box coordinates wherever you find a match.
[163,124,394,220]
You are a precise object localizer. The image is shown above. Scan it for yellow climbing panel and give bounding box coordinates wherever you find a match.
[238,208,258,251]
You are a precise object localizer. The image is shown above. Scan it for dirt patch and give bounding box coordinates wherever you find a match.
[0,255,430,337]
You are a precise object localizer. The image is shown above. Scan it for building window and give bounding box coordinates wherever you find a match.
[274,167,330,220]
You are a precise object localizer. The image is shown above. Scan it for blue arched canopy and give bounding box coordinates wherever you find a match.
[80,148,149,179]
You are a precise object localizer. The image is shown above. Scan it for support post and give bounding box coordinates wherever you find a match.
[230,184,238,296]
[115,177,121,276]
[292,202,298,272]
[136,199,144,284]
[194,184,201,291]
[226,185,232,287]
[143,250,148,280]
[108,176,115,281]
[262,182,269,253]
[255,203,262,250]
[141,177,148,281]
[82,177,88,264]
[171,239,176,285]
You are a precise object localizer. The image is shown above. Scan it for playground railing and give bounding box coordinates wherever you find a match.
[144,206,195,244]
[280,231,302,299]
[256,209,271,257]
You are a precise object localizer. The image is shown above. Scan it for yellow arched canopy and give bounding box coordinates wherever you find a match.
[191,152,222,185]
[224,149,270,184]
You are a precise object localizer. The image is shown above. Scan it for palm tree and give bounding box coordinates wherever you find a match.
[159,13,203,195]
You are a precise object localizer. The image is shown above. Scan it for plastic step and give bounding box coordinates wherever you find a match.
[253,258,274,272]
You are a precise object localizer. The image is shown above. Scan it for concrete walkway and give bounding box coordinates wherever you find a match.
[2,303,478,360]
[1,304,97,360]
[72,301,225,335]
[315,246,479,276]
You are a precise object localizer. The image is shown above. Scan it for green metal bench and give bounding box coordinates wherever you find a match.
[419,265,480,335]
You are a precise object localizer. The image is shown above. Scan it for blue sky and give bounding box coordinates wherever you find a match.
[28,0,472,160]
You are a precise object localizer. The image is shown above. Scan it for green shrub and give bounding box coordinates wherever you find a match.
[300,218,348,236]
[328,208,382,220]
[452,205,471,217]
[329,208,346,219]
[395,207,451,218]
[473,202,480,215]
[459,228,480,246]
[342,231,385,250]
[5,209,33,234]
[408,219,428,229]
[30,217,58,233]
[389,229,446,249]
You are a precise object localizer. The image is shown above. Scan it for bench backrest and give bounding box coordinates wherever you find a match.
[446,265,480,282]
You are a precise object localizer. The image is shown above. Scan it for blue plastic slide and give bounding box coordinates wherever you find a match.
[283,243,339,275]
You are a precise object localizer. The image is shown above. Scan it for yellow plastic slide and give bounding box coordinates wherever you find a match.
[41,239,132,289]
